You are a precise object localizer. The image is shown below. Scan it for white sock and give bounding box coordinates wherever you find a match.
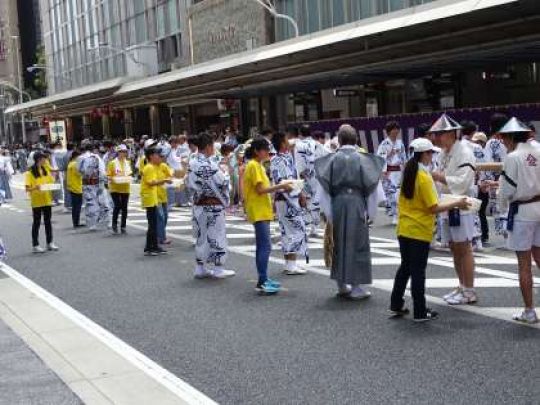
[195,263,206,274]
[286,260,296,271]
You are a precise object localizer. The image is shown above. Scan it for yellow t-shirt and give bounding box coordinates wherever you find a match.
[107,159,131,194]
[140,164,158,208]
[243,159,274,223]
[156,163,172,204]
[397,169,439,242]
[66,161,82,194]
[25,169,54,208]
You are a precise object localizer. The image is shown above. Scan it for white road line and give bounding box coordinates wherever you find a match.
[0,262,218,404]
[126,220,539,329]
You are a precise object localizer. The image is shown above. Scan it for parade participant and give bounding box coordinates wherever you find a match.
[60,143,75,212]
[528,123,540,148]
[315,124,384,300]
[187,133,235,279]
[430,113,477,305]
[67,150,83,228]
[165,136,184,208]
[107,144,132,234]
[43,148,62,206]
[25,152,59,253]
[141,147,169,256]
[78,141,109,231]
[390,138,469,321]
[0,148,14,202]
[498,117,540,324]
[472,132,490,244]
[485,113,509,236]
[295,125,321,237]
[243,138,294,294]
[156,145,173,245]
[102,141,117,166]
[377,121,407,225]
[270,132,308,276]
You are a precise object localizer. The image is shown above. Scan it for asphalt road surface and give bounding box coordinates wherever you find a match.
[1,181,539,405]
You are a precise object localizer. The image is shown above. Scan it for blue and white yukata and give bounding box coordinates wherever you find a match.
[78,152,109,229]
[295,137,322,233]
[187,154,230,267]
[0,155,14,202]
[484,138,508,235]
[270,152,308,259]
[377,138,407,220]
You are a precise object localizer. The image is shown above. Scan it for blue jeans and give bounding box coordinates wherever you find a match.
[254,221,271,285]
[156,203,168,243]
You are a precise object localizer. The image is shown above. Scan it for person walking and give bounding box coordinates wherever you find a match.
[243,138,294,294]
[389,138,469,322]
[498,117,540,324]
[107,144,132,234]
[67,150,83,228]
[25,152,59,253]
[156,145,173,245]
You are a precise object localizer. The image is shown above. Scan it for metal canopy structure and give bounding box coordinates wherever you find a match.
[6,0,538,118]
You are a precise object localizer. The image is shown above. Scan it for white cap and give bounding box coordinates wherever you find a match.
[471,132,488,144]
[116,144,128,152]
[144,139,156,149]
[410,138,438,153]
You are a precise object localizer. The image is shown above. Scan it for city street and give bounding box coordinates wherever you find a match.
[0,178,538,405]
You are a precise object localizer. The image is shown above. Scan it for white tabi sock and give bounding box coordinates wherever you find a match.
[286,260,296,271]
[195,263,206,275]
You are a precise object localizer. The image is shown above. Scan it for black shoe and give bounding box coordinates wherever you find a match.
[414,309,439,323]
[388,307,410,318]
[144,250,158,257]
[121,228,127,234]
[112,227,119,234]
[153,248,168,255]
[75,224,86,228]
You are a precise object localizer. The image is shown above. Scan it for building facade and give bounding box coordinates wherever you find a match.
[8,0,540,143]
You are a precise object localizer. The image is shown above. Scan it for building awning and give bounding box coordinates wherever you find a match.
[4,77,128,115]
[5,0,534,116]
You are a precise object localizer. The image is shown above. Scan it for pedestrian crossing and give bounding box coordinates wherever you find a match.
[123,204,540,328]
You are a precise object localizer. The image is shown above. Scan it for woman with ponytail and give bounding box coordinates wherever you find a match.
[389,138,469,322]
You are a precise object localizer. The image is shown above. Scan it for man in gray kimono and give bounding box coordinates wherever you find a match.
[315,124,384,300]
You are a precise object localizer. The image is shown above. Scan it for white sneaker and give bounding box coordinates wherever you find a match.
[194,268,213,279]
[212,269,236,279]
[443,287,462,301]
[47,243,59,251]
[446,290,477,305]
[88,225,97,232]
[284,267,307,275]
[348,287,372,301]
[512,309,538,324]
[391,217,398,225]
[32,246,45,254]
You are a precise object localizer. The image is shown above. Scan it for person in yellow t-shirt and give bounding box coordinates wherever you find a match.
[140,148,170,256]
[390,138,469,322]
[156,151,173,245]
[243,138,293,294]
[66,150,83,228]
[107,145,132,234]
[25,152,59,253]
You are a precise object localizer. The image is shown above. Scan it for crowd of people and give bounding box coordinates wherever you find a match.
[0,111,539,325]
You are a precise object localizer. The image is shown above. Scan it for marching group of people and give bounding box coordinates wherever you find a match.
[1,111,539,325]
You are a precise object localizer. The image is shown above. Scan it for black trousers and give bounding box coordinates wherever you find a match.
[390,236,430,319]
[478,190,489,242]
[71,192,83,227]
[111,192,129,230]
[145,206,158,251]
[32,206,53,247]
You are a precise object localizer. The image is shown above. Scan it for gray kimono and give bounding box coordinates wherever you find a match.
[315,146,384,285]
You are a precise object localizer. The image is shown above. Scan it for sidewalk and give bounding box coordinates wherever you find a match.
[0,315,82,405]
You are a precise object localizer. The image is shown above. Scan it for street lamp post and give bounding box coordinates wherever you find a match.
[11,35,26,143]
[88,43,156,77]
[251,0,300,38]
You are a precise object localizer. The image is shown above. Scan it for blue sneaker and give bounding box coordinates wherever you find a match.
[255,280,281,294]
[266,278,281,288]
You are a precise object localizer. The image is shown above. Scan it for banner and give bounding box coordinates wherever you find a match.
[49,120,66,148]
